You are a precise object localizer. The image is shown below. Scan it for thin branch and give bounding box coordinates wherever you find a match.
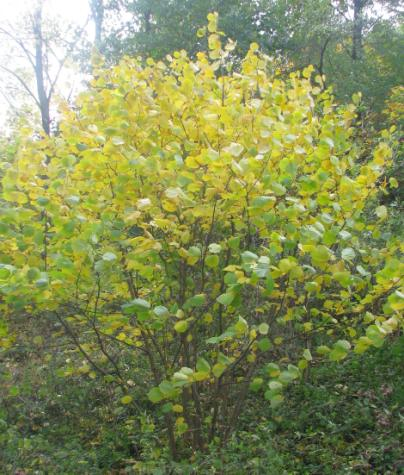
[0,25,36,70]
[47,17,90,101]
[54,310,108,376]
[0,64,40,107]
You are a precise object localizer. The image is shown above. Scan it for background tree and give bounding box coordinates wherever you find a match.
[0,1,88,135]
[90,0,105,51]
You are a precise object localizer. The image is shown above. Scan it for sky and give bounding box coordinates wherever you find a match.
[1,0,90,25]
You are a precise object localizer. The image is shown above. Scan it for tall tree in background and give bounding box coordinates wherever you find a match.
[100,0,262,59]
[352,0,367,59]
[90,0,105,51]
[0,1,88,135]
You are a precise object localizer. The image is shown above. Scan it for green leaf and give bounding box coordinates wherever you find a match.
[258,323,269,335]
[271,182,286,196]
[184,293,206,309]
[255,256,270,278]
[66,195,80,205]
[208,243,222,253]
[389,177,398,188]
[27,267,41,282]
[268,381,283,391]
[375,205,387,219]
[251,196,274,208]
[218,352,231,365]
[196,357,211,373]
[258,337,271,351]
[270,394,285,408]
[212,363,226,378]
[153,306,170,318]
[334,271,351,287]
[228,236,240,249]
[356,265,370,277]
[216,292,235,306]
[0,264,14,280]
[148,387,163,403]
[335,340,351,351]
[224,142,244,157]
[188,246,201,257]
[9,386,20,397]
[36,197,49,206]
[112,136,125,146]
[311,245,331,265]
[305,281,319,293]
[76,143,88,151]
[366,325,385,348]
[172,372,189,382]
[102,252,117,262]
[287,364,300,379]
[278,371,295,384]
[278,258,296,273]
[265,274,275,294]
[329,340,351,361]
[122,298,151,314]
[234,316,248,334]
[174,320,189,333]
[323,229,338,246]
[121,395,133,404]
[206,328,236,344]
[35,275,49,288]
[316,345,330,355]
[241,251,258,263]
[250,377,264,392]
[159,380,177,397]
[339,230,352,240]
[341,247,355,261]
[206,254,219,268]
[266,363,280,377]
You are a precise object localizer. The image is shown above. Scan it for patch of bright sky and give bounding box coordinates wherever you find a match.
[1,0,91,26]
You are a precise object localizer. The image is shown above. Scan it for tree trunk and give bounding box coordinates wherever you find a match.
[33,4,51,135]
[352,0,364,60]
[319,36,331,77]
[90,0,104,51]
[144,10,152,33]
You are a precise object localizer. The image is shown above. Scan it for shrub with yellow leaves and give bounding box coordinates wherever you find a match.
[0,12,402,457]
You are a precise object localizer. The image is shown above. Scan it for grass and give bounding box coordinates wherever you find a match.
[1,335,403,474]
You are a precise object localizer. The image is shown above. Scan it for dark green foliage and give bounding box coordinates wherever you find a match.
[2,333,403,473]
[272,336,404,474]
[101,0,261,60]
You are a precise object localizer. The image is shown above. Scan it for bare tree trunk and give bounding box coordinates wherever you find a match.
[318,35,331,77]
[352,0,364,60]
[144,10,152,33]
[33,4,50,135]
[1,2,88,136]
[90,0,104,51]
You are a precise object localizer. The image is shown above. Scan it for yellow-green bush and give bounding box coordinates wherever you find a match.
[0,13,402,457]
